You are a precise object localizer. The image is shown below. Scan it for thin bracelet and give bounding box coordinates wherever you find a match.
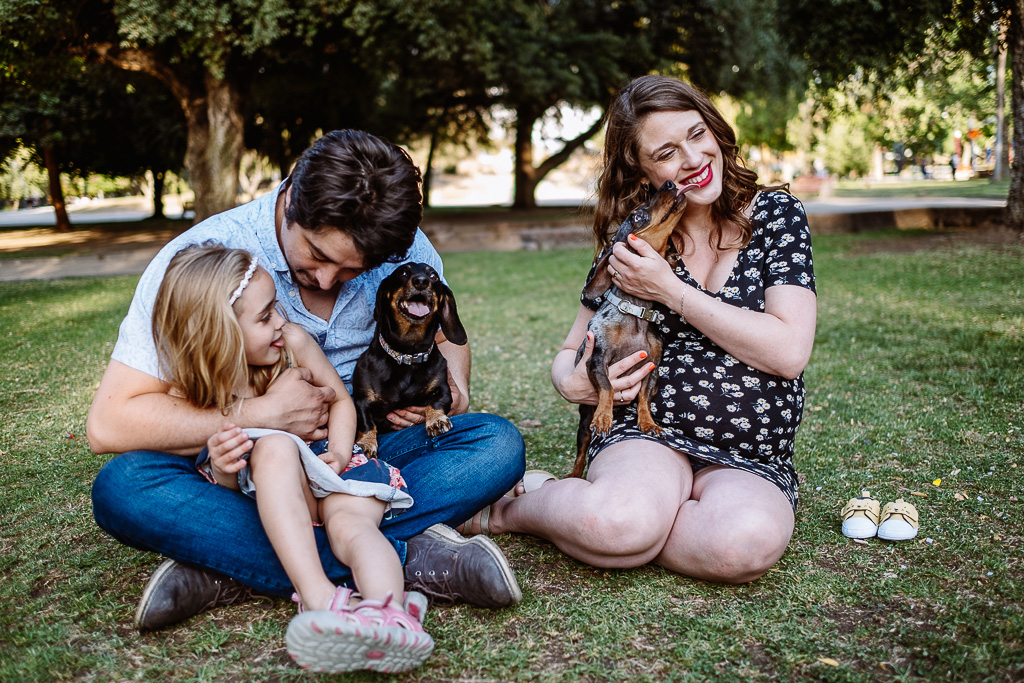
[679,285,686,325]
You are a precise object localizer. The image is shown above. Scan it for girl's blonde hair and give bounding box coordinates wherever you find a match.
[152,243,288,414]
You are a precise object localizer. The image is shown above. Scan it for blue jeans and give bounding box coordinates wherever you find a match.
[91,414,525,598]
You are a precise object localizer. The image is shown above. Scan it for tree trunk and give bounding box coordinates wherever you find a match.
[151,170,166,219]
[1006,4,1024,230]
[185,71,244,223]
[90,45,245,224]
[42,146,71,232]
[511,106,605,211]
[513,110,539,210]
[423,130,437,208]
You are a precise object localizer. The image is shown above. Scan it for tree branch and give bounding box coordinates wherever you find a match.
[535,111,605,179]
[87,43,193,115]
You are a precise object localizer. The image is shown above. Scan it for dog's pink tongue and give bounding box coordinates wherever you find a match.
[406,302,431,317]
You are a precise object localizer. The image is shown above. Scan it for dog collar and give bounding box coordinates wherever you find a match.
[603,290,664,323]
[378,334,434,365]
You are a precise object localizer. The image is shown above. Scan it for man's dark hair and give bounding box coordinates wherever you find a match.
[284,130,423,271]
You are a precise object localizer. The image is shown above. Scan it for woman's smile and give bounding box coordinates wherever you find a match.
[682,163,713,188]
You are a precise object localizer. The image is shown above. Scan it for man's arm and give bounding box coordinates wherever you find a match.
[85,360,336,455]
[438,333,470,415]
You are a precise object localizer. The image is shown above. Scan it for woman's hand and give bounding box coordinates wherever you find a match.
[607,233,678,307]
[207,423,252,487]
[554,331,657,406]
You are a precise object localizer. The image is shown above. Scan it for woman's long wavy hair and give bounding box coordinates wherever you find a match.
[592,75,764,252]
[152,244,288,414]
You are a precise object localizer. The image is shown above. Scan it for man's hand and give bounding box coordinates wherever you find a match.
[256,367,336,441]
[385,368,468,430]
[207,423,252,488]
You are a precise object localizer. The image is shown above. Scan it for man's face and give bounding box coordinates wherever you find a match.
[279,219,368,292]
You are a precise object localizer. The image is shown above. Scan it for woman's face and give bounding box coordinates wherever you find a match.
[637,110,723,208]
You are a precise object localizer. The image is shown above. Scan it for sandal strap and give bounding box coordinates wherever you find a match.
[292,585,356,614]
[476,506,491,536]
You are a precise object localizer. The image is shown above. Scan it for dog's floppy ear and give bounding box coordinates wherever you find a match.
[374,273,397,334]
[582,248,614,300]
[436,282,468,345]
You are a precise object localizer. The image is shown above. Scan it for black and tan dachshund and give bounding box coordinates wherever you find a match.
[568,180,695,478]
[352,262,467,458]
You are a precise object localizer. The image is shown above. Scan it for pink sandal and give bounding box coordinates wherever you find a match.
[286,589,434,673]
[291,585,354,614]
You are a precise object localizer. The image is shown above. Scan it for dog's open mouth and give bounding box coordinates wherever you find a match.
[400,296,433,321]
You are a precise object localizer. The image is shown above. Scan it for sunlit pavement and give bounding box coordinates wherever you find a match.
[0,183,1008,283]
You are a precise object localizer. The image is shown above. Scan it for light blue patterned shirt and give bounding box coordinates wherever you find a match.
[111,182,445,391]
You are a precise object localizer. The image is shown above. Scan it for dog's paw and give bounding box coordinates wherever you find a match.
[638,419,663,436]
[592,414,613,436]
[356,438,378,459]
[426,414,453,437]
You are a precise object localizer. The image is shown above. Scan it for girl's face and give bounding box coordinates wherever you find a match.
[637,110,724,209]
[234,268,286,367]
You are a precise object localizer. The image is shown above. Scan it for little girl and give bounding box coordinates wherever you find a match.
[152,243,433,673]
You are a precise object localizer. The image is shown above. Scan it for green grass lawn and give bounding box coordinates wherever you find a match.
[1,232,1022,681]
[832,178,1011,200]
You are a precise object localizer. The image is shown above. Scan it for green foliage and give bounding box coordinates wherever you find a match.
[0,147,47,207]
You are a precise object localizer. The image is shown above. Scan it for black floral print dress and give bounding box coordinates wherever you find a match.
[581,191,815,509]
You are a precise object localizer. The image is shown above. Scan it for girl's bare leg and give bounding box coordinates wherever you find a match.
[249,434,337,610]
[319,494,403,603]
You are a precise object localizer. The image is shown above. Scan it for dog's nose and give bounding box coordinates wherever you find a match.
[411,274,429,289]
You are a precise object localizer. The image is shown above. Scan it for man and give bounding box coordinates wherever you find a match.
[87,130,526,637]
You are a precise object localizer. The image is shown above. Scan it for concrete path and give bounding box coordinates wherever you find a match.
[0,195,1008,283]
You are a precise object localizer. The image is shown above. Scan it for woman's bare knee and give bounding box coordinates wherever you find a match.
[699,512,792,583]
[575,490,673,561]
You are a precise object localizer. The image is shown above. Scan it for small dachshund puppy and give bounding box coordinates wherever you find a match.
[352,262,467,458]
[569,180,695,478]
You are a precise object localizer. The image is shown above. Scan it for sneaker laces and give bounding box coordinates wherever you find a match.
[406,568,457,606]
[202,579,272,612]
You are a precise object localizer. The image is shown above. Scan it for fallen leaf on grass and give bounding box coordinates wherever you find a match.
[910,492,928,498]
[994,534,1002,541]
[932,478,941,486]
[954,493,966,501]
[817,657,840,667]
[950,468,961,476]
[852,538,869,545]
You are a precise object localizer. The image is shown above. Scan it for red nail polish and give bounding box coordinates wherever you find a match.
[639,352,647,359]
[628,234,637,241]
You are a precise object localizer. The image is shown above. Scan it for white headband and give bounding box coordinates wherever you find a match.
[229,256,259,305]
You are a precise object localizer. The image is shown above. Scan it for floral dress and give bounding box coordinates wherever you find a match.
[581,191,815,509]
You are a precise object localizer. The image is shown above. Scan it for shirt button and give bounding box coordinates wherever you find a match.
[290,290,297,297]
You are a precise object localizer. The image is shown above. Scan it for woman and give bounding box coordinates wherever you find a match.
[463,75,817,583]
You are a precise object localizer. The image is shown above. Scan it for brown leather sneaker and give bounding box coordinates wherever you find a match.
[134,558,262,631]
[403,524,522,609]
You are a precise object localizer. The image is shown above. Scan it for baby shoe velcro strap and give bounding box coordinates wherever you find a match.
[880,499,919,527]
[841,494,880,525]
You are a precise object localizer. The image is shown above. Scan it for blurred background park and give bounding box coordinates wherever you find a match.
[1,0,1022,233]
